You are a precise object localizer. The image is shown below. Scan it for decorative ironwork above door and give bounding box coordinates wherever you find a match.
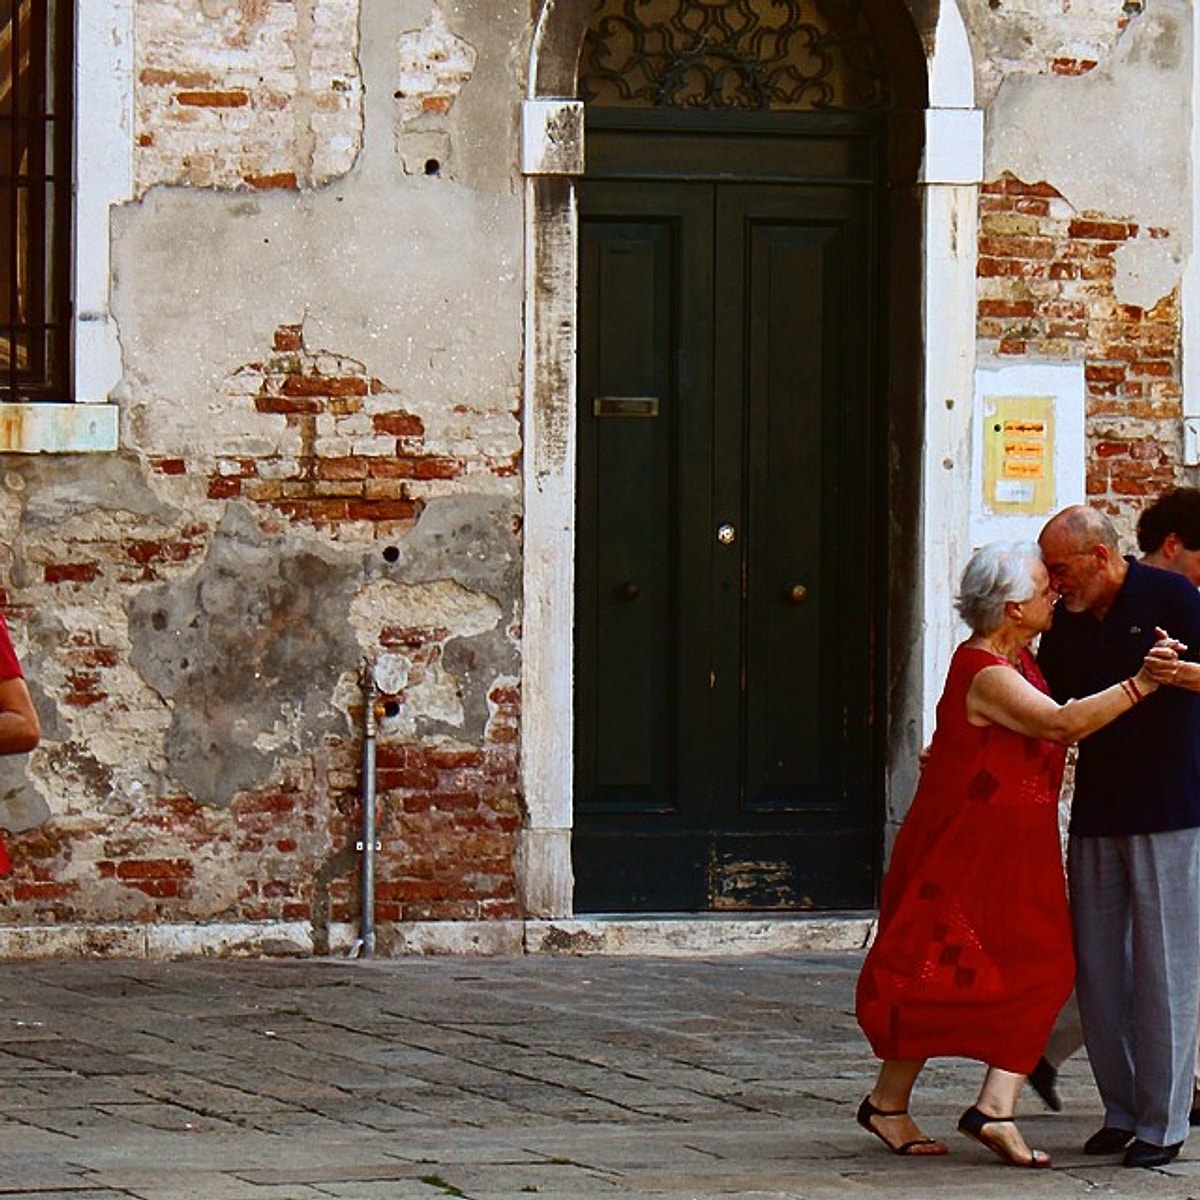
[580,0,888,111]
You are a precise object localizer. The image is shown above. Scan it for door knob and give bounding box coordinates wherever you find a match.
[717,523,736,545]
[787,584,809,604]
[615,581,640,601]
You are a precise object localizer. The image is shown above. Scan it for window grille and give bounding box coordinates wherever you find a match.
[0,0,72,402]
[580,0,888,111]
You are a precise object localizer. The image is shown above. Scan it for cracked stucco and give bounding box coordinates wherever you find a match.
[982,0,1189,309]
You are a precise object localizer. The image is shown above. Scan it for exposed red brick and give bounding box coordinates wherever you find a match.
[207,477,243,500]
[176,90,250,108]
[141,68,213,88]
[281,374,369,398]
[376,766,440,791]
[125,539,197,565]
[255,394,323,415]
[1069,218,1135,241]
[122,879,182,899]
[1051,57,1097,76]
[1086,364,1127,383]
[424,748,486,770]
[1014,198,1050,218]
[234,792,297,816]
[65,647,119,669]
[11,882,74,902]
[274,325,304,351]
[997,176,1063,199]
[116,859,194,881]
[382,457,461,480]
[978,236,1055,260]
[44,563,99,584]
[269,499,351,522]
[1132,360,1174,377]
[347,498,419,521]
[977,299,1036,318]
[373,412,425,437]
[245,172,299,191]
[316,457,370,481]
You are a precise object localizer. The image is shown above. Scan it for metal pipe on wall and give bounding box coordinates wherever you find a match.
[352,661,378,958]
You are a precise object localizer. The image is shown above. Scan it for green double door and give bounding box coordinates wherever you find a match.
[574,117,883,912]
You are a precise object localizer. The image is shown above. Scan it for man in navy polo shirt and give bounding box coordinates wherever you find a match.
[1039,504,1200,1169]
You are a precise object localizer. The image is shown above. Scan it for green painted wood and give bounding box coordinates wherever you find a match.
[574,117,884,913]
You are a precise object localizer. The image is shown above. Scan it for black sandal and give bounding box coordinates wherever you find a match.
[857,1095,949,1156]
[958,1105,1050,1168]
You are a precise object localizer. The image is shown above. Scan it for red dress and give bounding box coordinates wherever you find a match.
[0,613,24,876]
[856,644,1074,1075]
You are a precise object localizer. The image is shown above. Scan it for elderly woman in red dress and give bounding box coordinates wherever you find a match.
[856,542,1171,1168]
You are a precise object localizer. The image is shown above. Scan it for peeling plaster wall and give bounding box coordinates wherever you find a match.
[961,0,1139,106]
[966,0,1190,529]
[135,0,364,190]
[0,0,526,937]
[0,0,1193,947]
[983,1,1189,310]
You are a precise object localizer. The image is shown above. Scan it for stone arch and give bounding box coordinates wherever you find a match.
[519,0,978,918]
[529,0,942,101]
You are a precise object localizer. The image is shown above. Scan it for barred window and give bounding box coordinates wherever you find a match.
[0,1,72,402]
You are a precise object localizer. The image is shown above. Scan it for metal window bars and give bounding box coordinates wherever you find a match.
[0,0,72,402]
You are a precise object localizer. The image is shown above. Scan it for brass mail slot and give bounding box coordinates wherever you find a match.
[593,395,660,418]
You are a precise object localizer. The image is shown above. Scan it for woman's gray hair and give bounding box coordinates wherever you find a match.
[955,541,1044,635]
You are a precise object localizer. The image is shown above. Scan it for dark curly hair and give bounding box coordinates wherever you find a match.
[1137,489,1200,554]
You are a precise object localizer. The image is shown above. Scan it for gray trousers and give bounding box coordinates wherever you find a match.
[1068,828,1200,1146]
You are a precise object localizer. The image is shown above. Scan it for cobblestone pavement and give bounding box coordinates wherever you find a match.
[0,952,1195,1198]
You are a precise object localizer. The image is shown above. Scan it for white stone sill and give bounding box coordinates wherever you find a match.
[0,915,875,960]
[0,403,119,453]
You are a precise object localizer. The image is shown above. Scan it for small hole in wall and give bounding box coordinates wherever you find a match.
[383,701,401,719]
[424,158,441,177]
[383,545,400,563]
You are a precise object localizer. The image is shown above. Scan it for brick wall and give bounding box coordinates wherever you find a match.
[977,173,1183,528]
[135,0,362,191]
[2,691,520,937]
[0,310,522,938]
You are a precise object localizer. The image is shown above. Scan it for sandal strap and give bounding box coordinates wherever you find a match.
[858,1095,908,1122]
[958,1104,1016,1134]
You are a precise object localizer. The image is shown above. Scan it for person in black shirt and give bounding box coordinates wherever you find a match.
[1032,489,1200,1114]
[1039,504,1200,1169]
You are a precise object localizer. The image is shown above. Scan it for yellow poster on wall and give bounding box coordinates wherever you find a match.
[983,395,1055,515]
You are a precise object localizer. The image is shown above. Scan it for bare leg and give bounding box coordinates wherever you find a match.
[961,1067,1050,1167]
[859,1059,948,1155]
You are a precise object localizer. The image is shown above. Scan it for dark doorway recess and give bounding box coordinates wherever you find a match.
[573,0,926,913]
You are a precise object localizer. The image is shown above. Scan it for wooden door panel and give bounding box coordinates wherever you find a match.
[576,184,713,824]
[719,185,875,819]
[575,134,881,912]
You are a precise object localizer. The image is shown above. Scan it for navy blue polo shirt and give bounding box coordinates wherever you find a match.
[1037,558,1200,836]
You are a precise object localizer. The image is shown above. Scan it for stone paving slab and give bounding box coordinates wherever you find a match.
[0,953,1193,1197]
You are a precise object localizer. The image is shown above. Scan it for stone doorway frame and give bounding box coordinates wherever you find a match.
[518,0,983,918]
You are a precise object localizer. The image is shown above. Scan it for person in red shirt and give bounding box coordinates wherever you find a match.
[0,611,40,874]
